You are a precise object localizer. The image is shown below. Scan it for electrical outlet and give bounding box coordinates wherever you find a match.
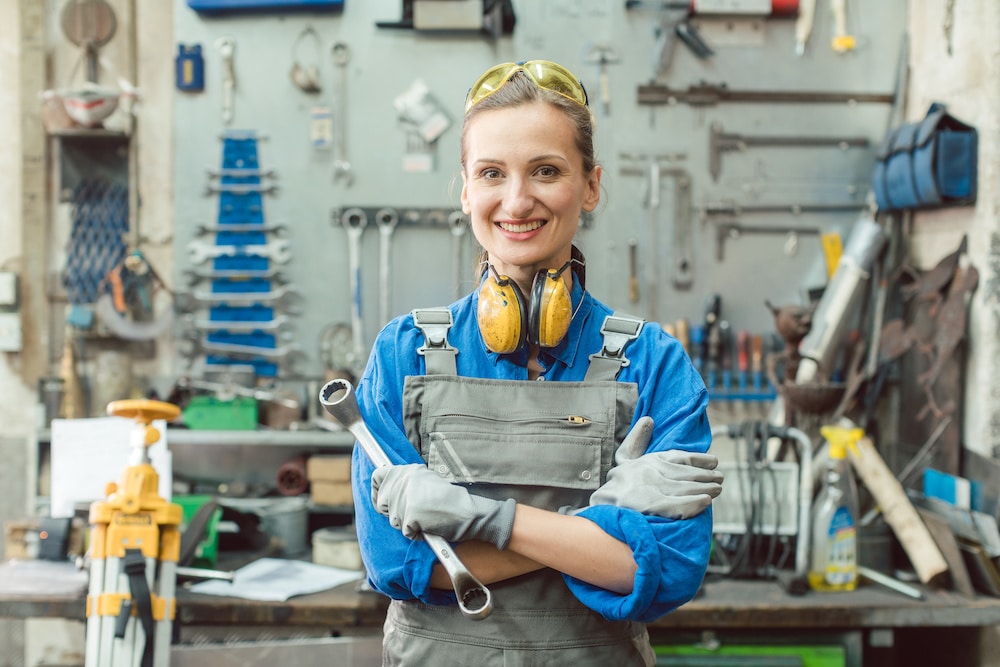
[0,312,22,351]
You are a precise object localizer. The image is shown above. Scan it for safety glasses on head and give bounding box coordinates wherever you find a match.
[465,60,589,112]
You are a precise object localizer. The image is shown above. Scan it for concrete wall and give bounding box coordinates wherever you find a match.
[905,1,1000,660]
[904,1,1000,458]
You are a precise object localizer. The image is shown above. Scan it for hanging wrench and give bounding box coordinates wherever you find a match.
[331,42,353,185]
[215,37,236,125]
[376,208,398,325]
[342,207,367,368]
[189,285,301,305]
[195,223,289,236]
[644,160,661,322]
[449,211,469,300]
[177,285,303,310]
[184,313,295,335]
[204,183,280,196]
[183,266,289,286]
[196,340,304,360]
[187,238,293,264]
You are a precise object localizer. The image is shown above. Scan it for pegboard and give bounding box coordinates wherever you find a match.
[171,0,908,379]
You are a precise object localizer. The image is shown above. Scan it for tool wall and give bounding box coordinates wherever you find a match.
[171,0,907,390]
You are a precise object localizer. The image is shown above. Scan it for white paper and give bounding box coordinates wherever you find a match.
[189,557,363,601]
[50,417,172,519]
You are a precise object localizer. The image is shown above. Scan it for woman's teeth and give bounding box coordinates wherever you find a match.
[497,220,545,232]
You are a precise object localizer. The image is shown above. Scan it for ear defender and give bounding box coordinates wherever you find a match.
[477,269,528,354]
[528,269,572,348]
[477,253,584,354]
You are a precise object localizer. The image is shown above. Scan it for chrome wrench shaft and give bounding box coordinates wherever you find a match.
[319,378,493,620]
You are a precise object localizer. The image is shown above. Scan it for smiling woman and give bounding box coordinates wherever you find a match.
[348,59,723,666]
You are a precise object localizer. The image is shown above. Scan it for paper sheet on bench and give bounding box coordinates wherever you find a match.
[189,557,364,601]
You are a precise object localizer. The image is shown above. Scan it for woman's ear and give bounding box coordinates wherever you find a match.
[460,172,471,215]
[582,165,602,213]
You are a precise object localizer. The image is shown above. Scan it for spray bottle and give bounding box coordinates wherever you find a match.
[808,426,862,591]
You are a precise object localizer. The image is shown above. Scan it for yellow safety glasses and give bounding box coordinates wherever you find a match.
[465,60,589,112]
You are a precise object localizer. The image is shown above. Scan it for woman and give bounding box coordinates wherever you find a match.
[352,60,722,665]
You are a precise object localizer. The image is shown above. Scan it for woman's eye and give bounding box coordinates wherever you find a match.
[536,165,559,178]
[481,168,502,179]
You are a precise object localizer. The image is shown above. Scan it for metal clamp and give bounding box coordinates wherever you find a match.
[412,308,458,375]
[586,315,645,381]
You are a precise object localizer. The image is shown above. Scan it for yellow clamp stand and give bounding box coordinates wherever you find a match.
[85,400,181,667]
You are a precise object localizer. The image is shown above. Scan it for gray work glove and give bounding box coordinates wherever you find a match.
[371,463,517,550]
[590,416,724,519]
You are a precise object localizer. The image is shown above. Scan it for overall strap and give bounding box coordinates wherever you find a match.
[585,313,644,381]
[412,308,458,375]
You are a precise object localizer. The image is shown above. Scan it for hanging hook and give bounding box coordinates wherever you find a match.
[290,25,322,94]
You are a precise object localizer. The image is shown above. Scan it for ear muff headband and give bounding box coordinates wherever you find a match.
[477,268,527,354]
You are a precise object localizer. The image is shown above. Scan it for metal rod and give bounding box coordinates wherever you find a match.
[319,378,494,620]
[858,565,924,600]
[638,82,895,107]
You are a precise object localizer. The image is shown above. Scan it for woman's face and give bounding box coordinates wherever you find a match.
[461,101,601,285]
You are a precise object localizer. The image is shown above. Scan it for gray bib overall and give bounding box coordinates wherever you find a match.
[382,310,655,667]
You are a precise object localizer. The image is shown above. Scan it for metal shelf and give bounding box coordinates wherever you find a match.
[167,428,354,448]
[37,427,355,449]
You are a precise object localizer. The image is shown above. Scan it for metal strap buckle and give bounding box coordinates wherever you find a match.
[590,315,644,368]
[412,308,457,356]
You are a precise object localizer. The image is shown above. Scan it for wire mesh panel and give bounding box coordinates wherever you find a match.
[63,179,129,305]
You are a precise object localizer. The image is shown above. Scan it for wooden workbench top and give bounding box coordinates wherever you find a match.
[3,560,999,632]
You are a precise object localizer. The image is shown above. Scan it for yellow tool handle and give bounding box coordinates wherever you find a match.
[820,232,843,280]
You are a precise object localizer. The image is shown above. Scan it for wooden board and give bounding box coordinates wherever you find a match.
[918,507,975,597]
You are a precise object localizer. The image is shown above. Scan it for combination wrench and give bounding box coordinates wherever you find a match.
[215,37,236,125]
[331,42,353,185]
[195,340,303,360]
[182,284,302,308]
[183,313,295,336]
[187,238,292,264]
[320,378,493,620]
[195,223,289,237]
[448,211,468,300]
[376,208,398,325]
[183,267,289,286]
[342,207,368,368]
[204,182,280,196]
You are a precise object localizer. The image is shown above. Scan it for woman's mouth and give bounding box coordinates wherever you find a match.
[496,220,546,233]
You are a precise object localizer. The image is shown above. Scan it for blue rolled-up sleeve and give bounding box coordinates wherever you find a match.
[564,320,715,622]
[566,505,713,622]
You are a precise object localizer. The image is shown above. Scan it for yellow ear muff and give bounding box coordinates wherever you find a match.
[528,270,572,348]
[477,273,527,354]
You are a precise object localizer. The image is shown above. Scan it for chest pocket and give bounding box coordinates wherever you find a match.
[403,376,637,509]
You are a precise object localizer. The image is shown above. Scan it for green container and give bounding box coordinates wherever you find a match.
[181,395,257,430]
[654,644,845,667]
[174,494,222,568]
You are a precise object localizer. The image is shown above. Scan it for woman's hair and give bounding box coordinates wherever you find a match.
[460,70,598,174]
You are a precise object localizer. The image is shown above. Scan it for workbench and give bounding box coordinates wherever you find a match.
[3,559,1000,665]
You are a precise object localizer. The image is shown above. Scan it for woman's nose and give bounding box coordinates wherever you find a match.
[503,178,534,219]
